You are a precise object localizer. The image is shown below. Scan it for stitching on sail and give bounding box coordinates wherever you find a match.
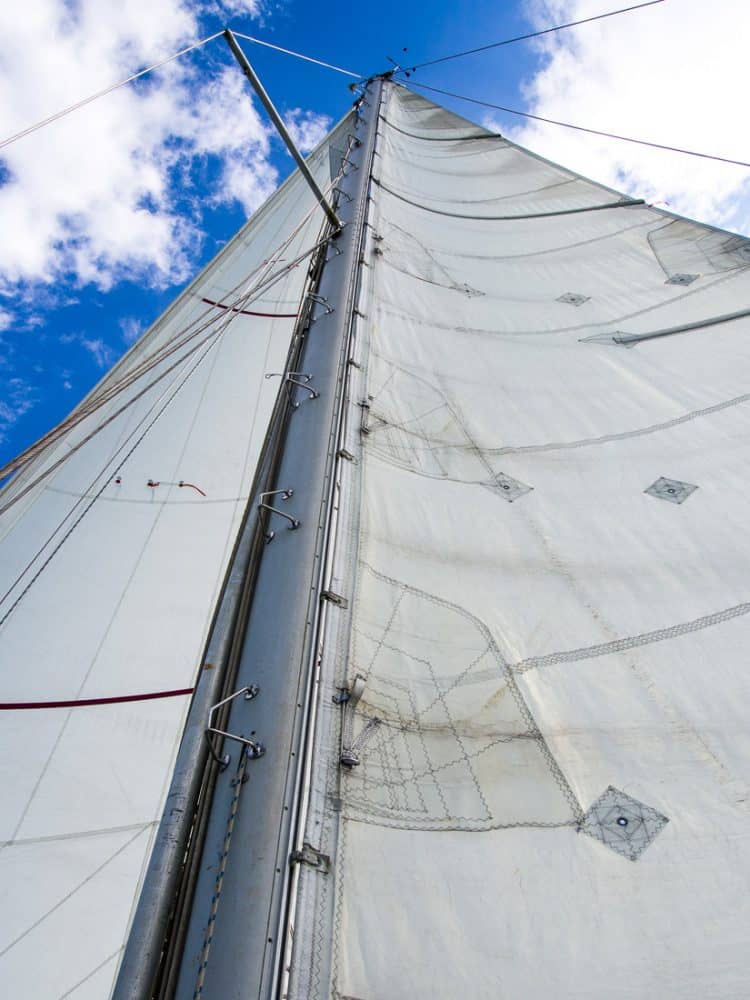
[365,361,750,465]
[374,261,749,339]
[339,565,583,831]
[513,599,750,675]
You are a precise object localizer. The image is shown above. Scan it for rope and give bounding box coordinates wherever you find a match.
[0,235,330,493]
[0,133,357,620]
[200,296,298,318]
[233,31,361,79]
[0,32,224,152]
[0,687,194,710]
[405,81,750,169]
[193,748,249,998]
[0,152,351,487]
[0,330,222,628]
[400,1,666,73]
[0,27,363,154]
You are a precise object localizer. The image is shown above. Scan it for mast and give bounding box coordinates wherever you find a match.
[114,74,383,1000]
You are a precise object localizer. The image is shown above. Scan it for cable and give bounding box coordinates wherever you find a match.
[0,137,357,620]
[0,134,355,492]
[0,27,361,154]
[0,31,223,152]
[406,82,750,169]
[400,0,665,73]
[232,31,362,79]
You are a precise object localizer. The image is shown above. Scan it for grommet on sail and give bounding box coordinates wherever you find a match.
[2,56,750,1000]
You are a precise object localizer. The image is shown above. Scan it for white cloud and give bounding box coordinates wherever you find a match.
[80,337,117,369]
[119,316,143,345]
[0,0,312,296]
[211,0,266,16]
[0,377,37,444]
[59,330,118,368]
[497,0,750,235]
[284,109,333,154]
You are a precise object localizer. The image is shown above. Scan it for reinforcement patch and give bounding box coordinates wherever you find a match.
[580,785,669,861]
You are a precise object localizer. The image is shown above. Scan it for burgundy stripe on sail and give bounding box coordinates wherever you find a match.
[0,687,195,710]
[201,296,297,318]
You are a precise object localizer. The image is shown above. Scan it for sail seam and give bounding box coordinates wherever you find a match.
[514,599,750,674]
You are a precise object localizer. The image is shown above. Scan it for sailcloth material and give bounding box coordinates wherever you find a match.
[3,74,750,1000]
[0,112,354,999]
[288,84,750,998]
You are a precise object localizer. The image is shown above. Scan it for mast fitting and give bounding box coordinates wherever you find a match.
[205,685,264,771]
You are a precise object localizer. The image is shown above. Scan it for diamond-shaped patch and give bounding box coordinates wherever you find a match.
[665,273,699,286]
[557,292,590,306]
[482,472,533,502]
[645,476,698,504]
[580,785,668,861]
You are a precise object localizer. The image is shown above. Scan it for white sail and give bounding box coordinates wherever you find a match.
[0,110,355,999]
[287,84,750,998]
[4,71,750,1000]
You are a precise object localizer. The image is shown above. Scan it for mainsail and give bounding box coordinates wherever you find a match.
[2,74,750,999]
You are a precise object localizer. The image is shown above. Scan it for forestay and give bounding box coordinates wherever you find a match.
[0,111,354,999]
[287,83,750,998]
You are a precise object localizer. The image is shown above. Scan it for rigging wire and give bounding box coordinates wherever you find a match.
[232,31,362,78]
[405,81,750,169]
[0,138,357,621]
[0,331,224,632]
[0,237,325,509]
[0,152,351,485]
[0,28,360,153]
[0,31,224,152]
[398,0,666,73]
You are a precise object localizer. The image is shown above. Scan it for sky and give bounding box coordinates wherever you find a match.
[1,0,748,468]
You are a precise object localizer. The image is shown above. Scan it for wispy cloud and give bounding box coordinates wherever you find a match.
[0,377,38,444]
[494,0,750,235]
[119,316,143,345]
[80,337,117,369]
[59,330,119,369]
[284,109,332,154]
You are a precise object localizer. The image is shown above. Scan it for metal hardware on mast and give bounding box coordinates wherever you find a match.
[169,76,384,1000]
[111,74,374,1000]
[112,100,349,1000]
[223,28,342,231]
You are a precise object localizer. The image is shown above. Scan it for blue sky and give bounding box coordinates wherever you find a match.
[1,0,749,470]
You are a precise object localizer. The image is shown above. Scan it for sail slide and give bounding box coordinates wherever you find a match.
[0,111,355,999]
[285,86,750,998]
